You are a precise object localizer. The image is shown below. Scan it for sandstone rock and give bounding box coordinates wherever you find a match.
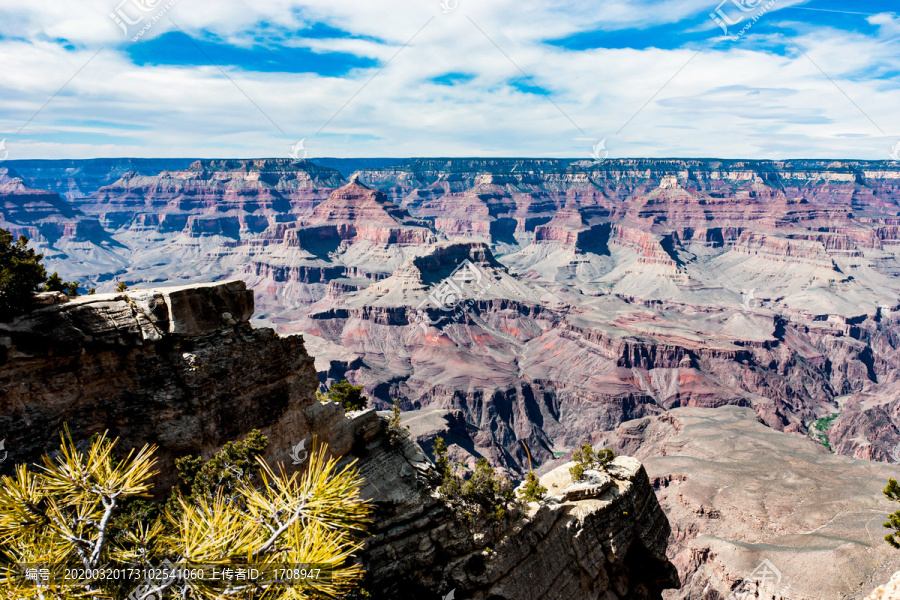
[0,280,253,359]
[601,406,900,600]
[0,280,308,495]
[359,442,679,599]
[32,291,69,306]
[543,465,615,502]
[659,175,679,190]
[868,571,900,600]
[0,279,679,599]
[159,280,254,335]
[11,157,900,596]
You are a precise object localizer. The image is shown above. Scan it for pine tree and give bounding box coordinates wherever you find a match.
[43,271,80,296]
[884,478,900,548]
[0,427,372,599]
[387,399,409,449]
[0,229,47,320]
[518,471,547,503]
[431,438,518,525]
[320,380,367,412]
[569,443,616,481]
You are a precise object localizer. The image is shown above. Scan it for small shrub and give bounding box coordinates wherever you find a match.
[387,399,409,449]
[43,272,79,295]
[434,437,462,500]
[518,470,547,503]
[44,272,65,292]
[167,429,269,513]
[433,436,452,478]
[570,461,585,481]
[461,459,517,523]
[885,478,900,548]
[320,379,368,412]
[569,443,616,481]
[115,281,128,292]
[432,437,518,525]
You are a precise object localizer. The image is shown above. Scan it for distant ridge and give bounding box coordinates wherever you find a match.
[308,157,406,177]
[3,158,197,199]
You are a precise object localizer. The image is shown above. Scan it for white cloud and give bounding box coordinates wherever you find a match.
[0,0,897,159]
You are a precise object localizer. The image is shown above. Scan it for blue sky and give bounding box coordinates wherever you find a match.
[0,0,897,159]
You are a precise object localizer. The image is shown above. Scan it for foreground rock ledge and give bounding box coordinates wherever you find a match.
[0,280,679,599]
[360,437,680,599]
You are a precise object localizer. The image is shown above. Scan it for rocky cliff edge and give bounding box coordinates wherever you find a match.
[0,280,678,599]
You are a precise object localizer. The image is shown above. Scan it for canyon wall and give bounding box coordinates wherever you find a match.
[0,280,679,599]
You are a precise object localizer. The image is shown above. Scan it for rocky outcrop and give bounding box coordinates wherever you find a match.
[0,280,679,599]
[93,159,345,225]
[869,571,900,600]
[304,176,432,233]
[359,439,679,599]
[601,406,900,600]
[0,280,341,493]
[610,224,680,269]
[732,232,838,269]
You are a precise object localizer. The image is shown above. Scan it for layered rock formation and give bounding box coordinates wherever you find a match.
[600,406,900,600]
[3,158,195,200]
[0,280,335,492]
[9,156,900,597]
[8,157,900,475]
[0,168,128,281]
[0,279,679,599]
[361,436,678,599]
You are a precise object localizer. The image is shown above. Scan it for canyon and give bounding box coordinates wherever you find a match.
[0,281,678,599]
[6,157,900,597]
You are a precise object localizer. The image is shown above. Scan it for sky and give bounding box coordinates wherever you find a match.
[0,0,897,160]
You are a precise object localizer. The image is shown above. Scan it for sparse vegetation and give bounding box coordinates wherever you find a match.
[168,429,269,512]
[319,379,368,412]
[884,478,900,548]
[517,441,546,503]
[0,426,372,599]
[115,281,128,292]
[569,443,616,481]
[433,436,451,479]
[387,399,409,449]
[0,229,82,320]
[43,272,79,296]
[432,436,518,525]
[518,470,547,503]
[0,229,47,320]
[43,271,64,292]
[810,412,840,450]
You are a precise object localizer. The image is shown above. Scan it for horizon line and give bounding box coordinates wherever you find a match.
[3,156,900,164]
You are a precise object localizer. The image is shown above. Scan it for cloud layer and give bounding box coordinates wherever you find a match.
[0,0,897,159]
